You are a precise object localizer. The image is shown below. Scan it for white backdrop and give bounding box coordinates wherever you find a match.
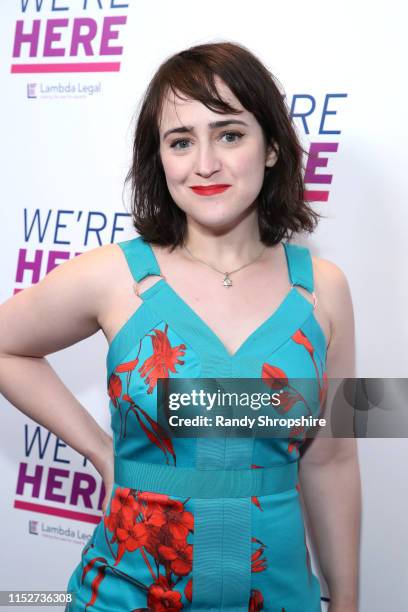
[1,1,407,610]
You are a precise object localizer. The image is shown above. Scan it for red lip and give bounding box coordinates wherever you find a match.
[190,185,231,196]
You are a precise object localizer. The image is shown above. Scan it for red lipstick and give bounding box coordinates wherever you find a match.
[190,184,231,196]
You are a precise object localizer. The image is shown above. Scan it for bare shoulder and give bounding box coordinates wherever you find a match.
[311,255,352,294]
[72,241,125,270]
[311,254,355,344]
[44,241,130,310]
[73,240,134,283]
[66,241,137,320]
[69,241,129,285]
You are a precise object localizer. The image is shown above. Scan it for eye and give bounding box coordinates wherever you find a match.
[220,130,244,143]
[169,130,244,151]
[170,138,191,150]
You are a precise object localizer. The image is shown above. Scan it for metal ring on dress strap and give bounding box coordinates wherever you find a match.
[133,275,166,297]
[291,283,318,310]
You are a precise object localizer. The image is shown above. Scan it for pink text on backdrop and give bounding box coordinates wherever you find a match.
[305,142,339,202]
[14,424,104,523]
[15,249,82,290]
[12,1,129,72]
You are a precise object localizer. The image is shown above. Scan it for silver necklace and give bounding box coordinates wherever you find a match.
[183,243,266,288]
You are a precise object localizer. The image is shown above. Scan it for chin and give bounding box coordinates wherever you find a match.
[193,213,245,232]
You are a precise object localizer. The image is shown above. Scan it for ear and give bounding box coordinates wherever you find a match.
[265,142,279,168]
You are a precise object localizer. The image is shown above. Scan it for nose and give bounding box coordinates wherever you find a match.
[194,142,222,178]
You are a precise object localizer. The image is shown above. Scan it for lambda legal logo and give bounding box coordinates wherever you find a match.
[27,83,37,98]
[29,520,39,535]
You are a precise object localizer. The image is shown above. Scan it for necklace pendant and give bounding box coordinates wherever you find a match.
[223,273,233,288]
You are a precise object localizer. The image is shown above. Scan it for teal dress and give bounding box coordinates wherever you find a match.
[66,236,328,611]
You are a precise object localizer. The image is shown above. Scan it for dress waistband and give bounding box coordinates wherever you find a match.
[114,456,298,499]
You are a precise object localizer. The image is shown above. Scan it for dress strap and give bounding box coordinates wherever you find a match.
[283,241,317,308]
[117,236,162,283]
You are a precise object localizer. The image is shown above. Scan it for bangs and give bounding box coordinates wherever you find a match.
[156,57,243,121]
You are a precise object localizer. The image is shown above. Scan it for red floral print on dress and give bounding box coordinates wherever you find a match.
[247,535,268,611]
[123,393,176,465]
[261,328,327,456]
[138,492,194,540]
[292,329,328,411]
[103,487,148,565]
[80,487,194,610]
[251,537,267,572]
[261,364,288,388]
[261,364,305,416]
[292,329,314,354]
[139,323,186,394]
[145,574,184,611]
[250,464,264,511]
[248,588,264,610]
[248,590,286,611]
[107,324,186,465]
[108,373,122,408]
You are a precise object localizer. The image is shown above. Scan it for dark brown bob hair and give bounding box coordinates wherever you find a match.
[124,41,321,249]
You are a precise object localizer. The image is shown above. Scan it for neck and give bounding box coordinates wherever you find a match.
[181,215,265,270]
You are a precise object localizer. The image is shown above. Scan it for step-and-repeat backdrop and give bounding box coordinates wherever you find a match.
[1,1,407,610]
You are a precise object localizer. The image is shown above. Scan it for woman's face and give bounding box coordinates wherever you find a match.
[158,76,278,233]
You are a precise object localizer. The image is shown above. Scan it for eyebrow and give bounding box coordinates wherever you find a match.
[162,119,249,141]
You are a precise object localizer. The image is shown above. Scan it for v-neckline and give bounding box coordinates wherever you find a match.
[138,241,312,362]
[157,280,298,359]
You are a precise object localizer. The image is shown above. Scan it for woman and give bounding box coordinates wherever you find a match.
[0,42,360,611]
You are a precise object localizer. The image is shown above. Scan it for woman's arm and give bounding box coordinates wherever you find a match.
[298,258,361,611]
[0,244,121,511]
